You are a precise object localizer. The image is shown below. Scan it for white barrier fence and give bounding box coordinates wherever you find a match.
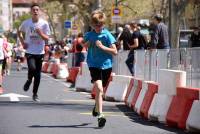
[66,48,200,88]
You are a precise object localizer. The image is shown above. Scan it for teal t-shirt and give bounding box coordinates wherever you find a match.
[84,28,116,69]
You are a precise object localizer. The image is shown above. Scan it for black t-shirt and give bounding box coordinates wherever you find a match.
[118,29,132,50]
[131,31,145,50]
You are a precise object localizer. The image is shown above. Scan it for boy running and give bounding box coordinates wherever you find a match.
[83,10,117,128]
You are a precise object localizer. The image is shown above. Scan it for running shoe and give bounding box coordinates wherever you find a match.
[23,80,31,91]
[32,94,40,102]
[98,116,106,128]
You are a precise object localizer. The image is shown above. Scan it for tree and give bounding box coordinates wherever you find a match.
[13,13,31,30]
[41,1,64,40]
[169,0,189,48]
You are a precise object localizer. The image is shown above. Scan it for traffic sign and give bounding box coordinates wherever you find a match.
[113,7,121,15]
[111,6,122,24]
[64,20,72,29]
[112,6,122,16]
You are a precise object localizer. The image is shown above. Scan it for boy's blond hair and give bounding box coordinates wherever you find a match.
[91,10,106,26]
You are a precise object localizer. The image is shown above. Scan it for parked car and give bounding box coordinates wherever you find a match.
[178,29,193,48]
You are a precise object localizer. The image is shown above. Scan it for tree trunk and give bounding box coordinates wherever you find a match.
[169,0,189,48]
[47,12,57,40]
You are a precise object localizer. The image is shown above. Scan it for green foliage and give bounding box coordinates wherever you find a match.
[13,13,31,29]
[8,37,16,44]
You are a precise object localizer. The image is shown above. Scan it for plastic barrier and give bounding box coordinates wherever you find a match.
[51,63,59,77]
[42,62,49,73]
[130,79,143,108]
[56,63,69,79]
[148,69,186,123]
[66,67,80,83]
[186,100,200,131]
[124,78,134,105]
[158,69,186,95]
[75,75,93,92]
[134,81,149,113]
[75,62,93,92]
[166,87,200,129]
[148,94,173,122]
[125,79,141,107]
[0,87,3,94]
[105,75,132,101]
[47,62,54,73]
[140,82,158,119]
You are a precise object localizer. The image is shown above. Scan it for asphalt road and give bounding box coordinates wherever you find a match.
[0,63,193,134]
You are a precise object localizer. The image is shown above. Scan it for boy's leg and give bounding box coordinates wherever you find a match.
[94,80,103,114]
[125,53,134,75]
[94,80,106,127]
[32,55,43,101]
[23,54,35,92]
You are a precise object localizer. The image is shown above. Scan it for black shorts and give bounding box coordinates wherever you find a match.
[89,67,112,87]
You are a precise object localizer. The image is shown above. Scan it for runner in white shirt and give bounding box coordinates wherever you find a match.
[18,3,50,101]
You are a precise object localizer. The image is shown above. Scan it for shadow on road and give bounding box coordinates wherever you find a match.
[28,123,98,129]
[116,104,199,134]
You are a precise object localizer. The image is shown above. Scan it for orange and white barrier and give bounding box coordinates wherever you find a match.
[105,75,132,101]
[42,62,49,73]
[75,62,93,92]
[186,100,200,131]
[56,63,69,79]
[130,79,143,108]
[166,87,199,129]
[134,81,149,113]
[148,69,186,123]
[51,63,58,77]
[124,78,135,106]
[47,62,54,73]
[0,87,3,94]
[66,67,80,83]
[140,82,158,119]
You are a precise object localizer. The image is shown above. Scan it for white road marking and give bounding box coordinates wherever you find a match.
[0,93,30,102]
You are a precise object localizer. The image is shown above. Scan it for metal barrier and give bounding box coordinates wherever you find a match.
[66,48,200,88]
[113,51,131,76]
[186,48,200,88]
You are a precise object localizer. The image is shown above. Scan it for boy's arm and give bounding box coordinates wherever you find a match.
[35,28,49,41]
[96,40,117,55]
[129,38,139,49]
[17,30,27,49]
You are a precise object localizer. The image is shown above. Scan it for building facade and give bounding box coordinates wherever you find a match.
[0,0,12,33]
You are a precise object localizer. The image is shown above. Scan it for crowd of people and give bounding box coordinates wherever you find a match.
[116,14,170,75]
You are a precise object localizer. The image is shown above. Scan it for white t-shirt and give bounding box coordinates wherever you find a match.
[0,38,4,60]
[19,18,50,55]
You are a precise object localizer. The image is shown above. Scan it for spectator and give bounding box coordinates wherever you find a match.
[69,33,87,67]
[2,36,12,76]
[190,27,200,48]
[117,24,132,51]
[16,41,25,71]
[151,14,170,49]
[125,21,144,76]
